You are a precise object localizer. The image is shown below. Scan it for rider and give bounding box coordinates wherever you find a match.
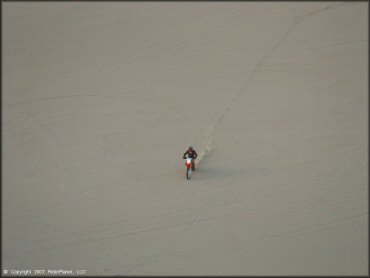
[183,146,198,171]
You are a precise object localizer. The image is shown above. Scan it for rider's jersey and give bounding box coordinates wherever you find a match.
[183,150,198,159]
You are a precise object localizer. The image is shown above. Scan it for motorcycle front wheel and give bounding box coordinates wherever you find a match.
[186,167,192,180]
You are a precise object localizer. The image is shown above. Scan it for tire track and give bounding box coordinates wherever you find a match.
[123,186,220,275]
[196,3,350,165]
[126,144,227,275]
[124,6,316,273]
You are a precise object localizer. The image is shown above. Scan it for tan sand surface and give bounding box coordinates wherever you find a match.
[3,2,368,275]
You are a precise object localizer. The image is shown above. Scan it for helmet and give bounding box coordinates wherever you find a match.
[188,146,193,151]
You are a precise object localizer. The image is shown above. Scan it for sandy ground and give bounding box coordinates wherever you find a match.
[2,2,368,276]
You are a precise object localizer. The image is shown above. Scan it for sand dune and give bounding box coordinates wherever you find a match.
[3,2,368,275]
